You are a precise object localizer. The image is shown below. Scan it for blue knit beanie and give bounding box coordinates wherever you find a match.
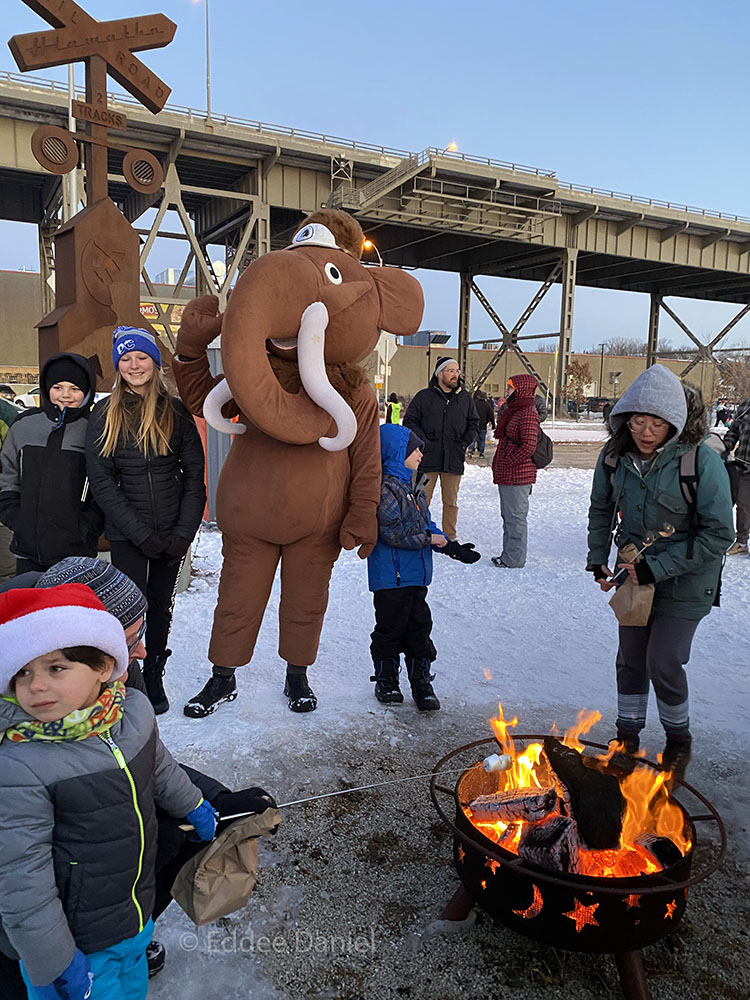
[112,326,162,371]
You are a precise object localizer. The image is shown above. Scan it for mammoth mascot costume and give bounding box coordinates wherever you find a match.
[173,210,424,717]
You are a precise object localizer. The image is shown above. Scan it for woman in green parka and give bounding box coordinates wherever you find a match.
[587,364,733,778]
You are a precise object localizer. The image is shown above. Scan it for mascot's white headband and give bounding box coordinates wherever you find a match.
[287,223,341,251]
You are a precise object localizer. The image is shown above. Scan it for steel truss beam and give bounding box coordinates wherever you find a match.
[459,256,569,395]
[648,296,750,378]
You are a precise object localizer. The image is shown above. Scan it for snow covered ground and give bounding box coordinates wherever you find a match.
[151,463,750,998]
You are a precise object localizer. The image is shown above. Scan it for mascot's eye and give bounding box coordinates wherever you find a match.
[324,263,343,285]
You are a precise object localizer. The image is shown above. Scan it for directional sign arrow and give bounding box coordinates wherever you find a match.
[9,3,177,113]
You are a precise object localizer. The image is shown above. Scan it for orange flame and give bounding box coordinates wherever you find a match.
[562,708,602,753]
[483,668,492,681]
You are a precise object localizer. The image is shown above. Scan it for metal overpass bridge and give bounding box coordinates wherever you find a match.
[1,70,749,394]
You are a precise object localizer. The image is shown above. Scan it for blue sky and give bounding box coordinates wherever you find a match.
[3,0,750,351]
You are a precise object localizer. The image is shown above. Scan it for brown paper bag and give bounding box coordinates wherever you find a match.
[608,542,654,626]
[171,808,281,926]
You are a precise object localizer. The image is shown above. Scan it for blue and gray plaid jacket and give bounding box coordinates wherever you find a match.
[367,425,445,592]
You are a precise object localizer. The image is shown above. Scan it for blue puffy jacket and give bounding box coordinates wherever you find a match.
[367,425,445,592]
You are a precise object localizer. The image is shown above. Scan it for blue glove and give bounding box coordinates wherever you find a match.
[186,798,218,841]
[41,949,93,1000]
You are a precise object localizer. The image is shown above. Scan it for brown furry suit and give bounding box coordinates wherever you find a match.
[173,211,424,670]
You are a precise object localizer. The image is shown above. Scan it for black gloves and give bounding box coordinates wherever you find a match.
[633,560,655,585]
[139,532,166,559]
[589,565,608,582]
[443,539,481,564]
[164,533,192,565]
[215,786,278,833]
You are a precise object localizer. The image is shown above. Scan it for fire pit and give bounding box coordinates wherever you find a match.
[430,708,726,1000]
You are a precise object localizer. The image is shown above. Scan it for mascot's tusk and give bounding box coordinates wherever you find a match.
[203,378,246,436]
[297,301,358,452]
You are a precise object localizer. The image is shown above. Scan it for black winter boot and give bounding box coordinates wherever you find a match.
[143,649,171,715]
[406,657,440,711]
[606,730,640,772]
[146,940,166,977]
[662,732,692,785]
[370,658,404,704]
[284,664,317,712]
[184,668,237,718]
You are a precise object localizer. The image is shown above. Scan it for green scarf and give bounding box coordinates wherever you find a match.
[0,681,125,744]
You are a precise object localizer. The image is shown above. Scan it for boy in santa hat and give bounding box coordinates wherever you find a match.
[0,584,217,1000]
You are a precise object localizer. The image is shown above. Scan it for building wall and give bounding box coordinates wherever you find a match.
[369,345,720,404]
[0,270,42,367]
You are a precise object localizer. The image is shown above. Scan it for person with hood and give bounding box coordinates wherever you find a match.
[367,424,479,711]
[402,357,479,540]
[86,328,206,716]
[491,374,541,568]
[587,366,733,778]
[467,389,495,457]
[0,353,102,574]
[385,392,401,424]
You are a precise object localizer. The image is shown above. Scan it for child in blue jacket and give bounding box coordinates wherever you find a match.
[367,425,479,710]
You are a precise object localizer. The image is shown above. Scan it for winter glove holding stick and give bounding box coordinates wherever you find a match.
[38,949,93,1000]
[442,539,481,564]
[185,798,218,842]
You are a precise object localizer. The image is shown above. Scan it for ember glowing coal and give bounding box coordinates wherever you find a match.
[464,703,691,879]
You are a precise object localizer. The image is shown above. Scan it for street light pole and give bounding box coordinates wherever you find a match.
[204,0,211,121]
[599,342,605,397]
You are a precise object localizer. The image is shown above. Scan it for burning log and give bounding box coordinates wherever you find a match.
[636,834,683,868]
[544,737,624,851]
[468,786,558,825]
[518,813,582,874]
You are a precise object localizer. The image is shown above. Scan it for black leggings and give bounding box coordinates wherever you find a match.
[109,540,182,660]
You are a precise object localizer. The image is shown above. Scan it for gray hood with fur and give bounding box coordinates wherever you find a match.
[610,364,687,440]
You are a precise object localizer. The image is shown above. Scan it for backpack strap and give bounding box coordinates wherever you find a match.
[679,445,700,559]
[602,442,623,537]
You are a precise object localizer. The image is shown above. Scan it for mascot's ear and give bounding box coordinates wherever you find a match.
[369,268,424,337]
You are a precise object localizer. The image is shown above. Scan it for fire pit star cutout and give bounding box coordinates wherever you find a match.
[457,845,466,864]
[665,900,677,920]
[563,898,600,932]
[484,858,501,876]
[625,894,642,909]
[480,880,487,890]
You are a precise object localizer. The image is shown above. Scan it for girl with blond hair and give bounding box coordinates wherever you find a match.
[86,328,205,714]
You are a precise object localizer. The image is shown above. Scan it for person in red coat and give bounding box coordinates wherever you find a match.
[491,374,540,568]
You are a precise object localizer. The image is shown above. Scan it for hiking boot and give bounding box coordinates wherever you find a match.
[606,731,640,772]
[491,556,510,568]
[284,665,317,712]
[661,733,692,786]
[727,541,748,556]
[184,671,237,718]
[143,649,171,716]
[370,658,404,704]
[146,940,166,978]
[406,657,441,711]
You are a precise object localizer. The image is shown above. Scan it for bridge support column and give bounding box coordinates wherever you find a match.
[557,249,578,403]
[457,273,472,377]
[647,293,661,367]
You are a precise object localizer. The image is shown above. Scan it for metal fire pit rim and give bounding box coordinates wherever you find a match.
[429,735,727,897]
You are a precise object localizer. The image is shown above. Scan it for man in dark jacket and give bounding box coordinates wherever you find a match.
[403,357,479,540]
[467,390,495,457]
[724,398,750,555]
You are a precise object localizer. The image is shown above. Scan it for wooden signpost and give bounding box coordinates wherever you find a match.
[8,1,177,381]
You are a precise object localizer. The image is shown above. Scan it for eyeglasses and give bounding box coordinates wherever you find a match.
[127,619,147,654]
[627,416,668,433]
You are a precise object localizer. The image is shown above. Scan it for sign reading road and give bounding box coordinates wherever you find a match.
[9,3,177,113]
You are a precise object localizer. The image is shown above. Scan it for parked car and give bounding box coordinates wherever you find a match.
[13,386,40,408]
[586,396,613,413]
[0,384,15,402]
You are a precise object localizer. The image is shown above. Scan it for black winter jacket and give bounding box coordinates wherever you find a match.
[403,377,479,475]
[0,354,102,566]
[0,689,202,986]
[86,393,206,547]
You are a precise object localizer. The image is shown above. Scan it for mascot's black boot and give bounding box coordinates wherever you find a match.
[406,657,441,712]
[143,649,171,716]
[184,667,238,718]
[284,664,317,712]
[370,658,404,704]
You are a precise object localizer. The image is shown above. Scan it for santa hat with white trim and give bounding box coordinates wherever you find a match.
[0,584,129,693]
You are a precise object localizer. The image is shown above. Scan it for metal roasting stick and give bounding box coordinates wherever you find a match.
[178,765,479,830]
[608,522,675,586]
